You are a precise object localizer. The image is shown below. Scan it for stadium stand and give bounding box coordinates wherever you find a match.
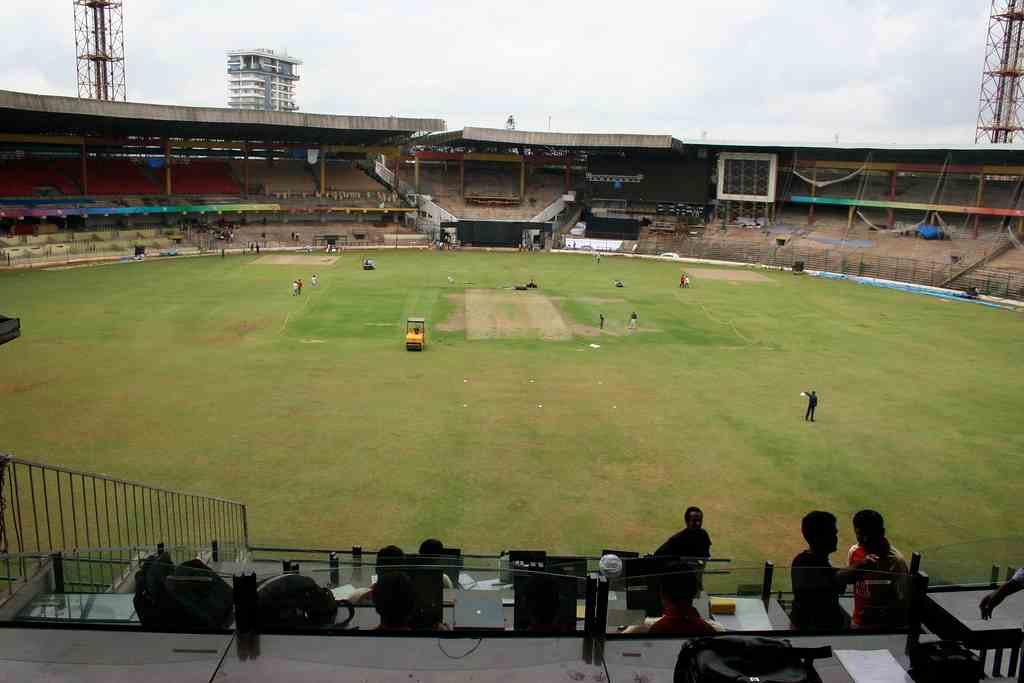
[170,159,241,195]
[1,453,1020,683]
[324,161,388,192]
[0,159,80,196]
[231,159,316,195]
[67,158,162,195]
[415,163,568,219]
[587,156,711,205]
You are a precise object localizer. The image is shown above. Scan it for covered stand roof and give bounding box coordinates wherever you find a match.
[0,90,445,145]
[682,138,1024,165]
[418,127,685,154]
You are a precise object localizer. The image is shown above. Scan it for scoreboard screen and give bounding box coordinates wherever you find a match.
[717,153,777,203]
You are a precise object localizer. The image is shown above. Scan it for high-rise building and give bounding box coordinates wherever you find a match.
[226,49,301,112]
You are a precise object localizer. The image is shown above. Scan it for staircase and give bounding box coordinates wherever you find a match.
[940,235,1016,288]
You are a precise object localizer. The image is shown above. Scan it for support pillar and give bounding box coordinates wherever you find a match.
[319,151,326,196]
[393,155,400,190]
[459,158,465,198]
[974,174,986,238]
[164,139,172,196]
[242,142,249,196]
[808,167,817,224]
[847,205,856,230]
[519,159,526,204]
[564,162,570,191]
[887,171,896,228]
[80,141,88,195]
[414,156,420,194]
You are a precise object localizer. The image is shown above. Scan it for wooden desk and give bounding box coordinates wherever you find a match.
[923,588,1024,678]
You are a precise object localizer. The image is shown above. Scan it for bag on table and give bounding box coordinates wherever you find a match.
[674,636,832,683]
[908,641,981,683]
[256,573,351,629]
[133,553,234,630]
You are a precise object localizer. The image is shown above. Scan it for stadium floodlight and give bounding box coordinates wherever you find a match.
[73,0,126,101]
[0,316,19,346]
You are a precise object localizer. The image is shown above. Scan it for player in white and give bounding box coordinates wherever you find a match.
[291,280,299,296]
[311,274,318,288]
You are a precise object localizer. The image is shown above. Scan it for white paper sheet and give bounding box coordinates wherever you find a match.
[834,649,913,683]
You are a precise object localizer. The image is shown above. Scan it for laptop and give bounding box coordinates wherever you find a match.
[453,593,505,630]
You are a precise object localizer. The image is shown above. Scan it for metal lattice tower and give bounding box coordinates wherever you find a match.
[73,0,126,101]
[976,1,1024,143]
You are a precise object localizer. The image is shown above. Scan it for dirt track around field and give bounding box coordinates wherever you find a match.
[251,255,339,265]
[452,289,571,340]
[687,268,770,282]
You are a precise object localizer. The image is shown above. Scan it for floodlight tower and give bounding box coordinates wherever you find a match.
[976,1,1024,142]
[73,0,126,101]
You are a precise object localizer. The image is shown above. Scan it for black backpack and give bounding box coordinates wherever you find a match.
[675,636,832,683]
[908,641,982,683]
[256,573,351,629]
[133,553,234,630]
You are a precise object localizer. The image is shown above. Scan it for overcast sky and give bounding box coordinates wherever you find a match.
[0,1,992,143]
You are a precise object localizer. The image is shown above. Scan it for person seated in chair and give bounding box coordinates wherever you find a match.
[846,509,909,628]
[624,562,723,635]
[418,538,455,589]
[373,571,415,631]
[350,545,404,605]
[790,511,878,631]
[519,574,573,632]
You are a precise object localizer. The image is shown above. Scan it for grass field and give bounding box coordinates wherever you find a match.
[1,250,1021,566]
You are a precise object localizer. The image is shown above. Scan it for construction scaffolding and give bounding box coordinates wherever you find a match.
[73,0,126,102]
[976,0,1024,143]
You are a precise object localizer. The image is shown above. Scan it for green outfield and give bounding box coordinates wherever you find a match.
[1,250,1020,565]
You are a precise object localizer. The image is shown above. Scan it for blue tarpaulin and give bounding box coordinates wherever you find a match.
[917,225,943,240]
[811,271,1010,310]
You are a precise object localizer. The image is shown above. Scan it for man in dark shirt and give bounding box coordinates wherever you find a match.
[655,506,712,558]
[804,390,818,422]
[791,511,848,631]
[790,511,877,631]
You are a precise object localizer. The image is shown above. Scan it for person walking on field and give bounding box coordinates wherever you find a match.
[291,279,299,296]
[599,313,605,330]
[628,311,638,332]
[804,390,818,422]
[311,274,318,288]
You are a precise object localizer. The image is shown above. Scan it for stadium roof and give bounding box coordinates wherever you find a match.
[681,138,1024,164]
[418,127,685,153]
[0,90,445,145]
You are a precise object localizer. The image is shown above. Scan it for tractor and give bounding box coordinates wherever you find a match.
[405,317,426,351]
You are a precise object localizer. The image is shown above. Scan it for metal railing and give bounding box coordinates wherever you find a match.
[0,455,248,565]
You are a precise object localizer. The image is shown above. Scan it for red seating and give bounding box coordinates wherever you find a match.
[72,159,163,195]
[169,160,241,195]
[0,160,80,196]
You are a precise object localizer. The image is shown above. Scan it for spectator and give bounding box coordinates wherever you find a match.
[418,538,454,589]
[847,510,909,627]
[791,511,857,631]
[655,506,712,559]
[373,571,415,631]
[350,545,404,605]
[625,562,723,635]
[980,567,1024,619]
[520,574,572,632]
[419,539,443,555]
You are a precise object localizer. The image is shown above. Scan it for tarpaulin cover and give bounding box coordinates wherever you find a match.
[917,225,943,240]
[0,316,20,346]
[810,272,1009,310]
